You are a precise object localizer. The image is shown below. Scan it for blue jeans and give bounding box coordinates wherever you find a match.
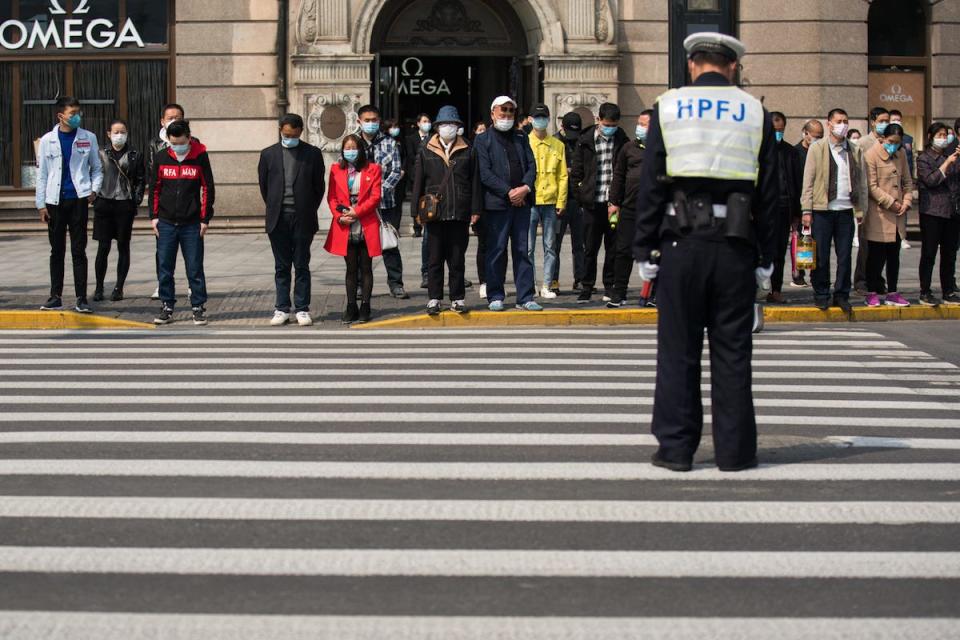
[811,209,854,300]
[528,204,559,287]
[157,220,207,308]
[484,207,535,304]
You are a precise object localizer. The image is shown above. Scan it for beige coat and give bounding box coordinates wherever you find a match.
[801,137,868,218]
[864,142,914,243]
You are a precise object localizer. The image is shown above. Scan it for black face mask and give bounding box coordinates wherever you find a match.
[522,123,534,134]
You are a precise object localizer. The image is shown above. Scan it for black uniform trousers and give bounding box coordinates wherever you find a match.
[612,211,636,302]
[652,234,757,467]
[427,219,470,302]
[770,204,791,293]
[582,203,616,293]
[47,198,89,299]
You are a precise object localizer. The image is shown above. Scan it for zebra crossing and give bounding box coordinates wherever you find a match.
[0,326,957,638]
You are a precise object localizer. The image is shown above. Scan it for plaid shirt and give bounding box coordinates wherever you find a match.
[594,129,615,203]
[363,132,402,210]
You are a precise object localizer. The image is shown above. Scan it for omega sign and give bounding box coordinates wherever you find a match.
[398,57,451,96]
[0,0,146,51]
[881,84,914,104]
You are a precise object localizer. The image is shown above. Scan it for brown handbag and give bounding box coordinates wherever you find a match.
[417,159,456,223]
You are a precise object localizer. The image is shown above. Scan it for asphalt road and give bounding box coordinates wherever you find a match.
[0,324,957,639]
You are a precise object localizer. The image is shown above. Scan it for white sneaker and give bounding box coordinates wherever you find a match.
[479,283,487,300]
[151,286,160,300]
[902,240,911,249]
[296,311,313,326]
[539,286,557,299]
[852,235,860,249]
[270,310,290,326]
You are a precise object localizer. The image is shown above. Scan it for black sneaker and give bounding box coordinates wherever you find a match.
[651,451,692,472]
[342,302,359,324]
[40,296,63,311]
[576,290,592,304]
[834,296,852,313]
[358,302,372,324]
[919,293,942,307]
[464,279,473,289]
[644,298,657,308]
[420,277,428,289]
[606,299,624,309]
[814,297,830,310]
[92,288,104,302]
[572,281,583,293]
[110,287,124,302]
[390,286,410,300]
[427,299,442,316]
[718,457,759,472]
[192,306,208,326]
[74,298,92,314]
[942,292,960,306]
[154,305,174,325]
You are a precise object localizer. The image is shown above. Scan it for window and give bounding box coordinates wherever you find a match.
[868,0,925,58]
[669,0,736,88]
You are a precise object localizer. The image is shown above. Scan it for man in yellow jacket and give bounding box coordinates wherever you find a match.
[527,103,568,299]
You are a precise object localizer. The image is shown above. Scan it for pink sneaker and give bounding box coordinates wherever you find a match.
[884,292,910,307]
[864,292,881,307]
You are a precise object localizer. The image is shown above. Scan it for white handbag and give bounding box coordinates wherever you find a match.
[378,213,399,251]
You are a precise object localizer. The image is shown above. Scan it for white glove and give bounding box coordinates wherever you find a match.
[755,264,774,291]
[638,261,660,282]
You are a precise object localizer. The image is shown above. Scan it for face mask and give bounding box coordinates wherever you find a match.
[831,123,848,138]
[494,118,515,132]
[110,133,127,147]
[883,142,900,155]
[933,137,950,150]
[457,127,465,136]
[808,136,821,144]
[601,125,618,138]
[389,127,400,138]
[281,136,300,149]
[343,149,359,163]
[438,124,458,141]
[171,143,190,155]
[360,122,380,136]
[63,113,81,130]
[875,122,889,135]
[635,126,648,141]
[774,131,784,143]
[949,134,957,145]
[849,136,860,142]
[532,117,549,131]
[419,122,432,134]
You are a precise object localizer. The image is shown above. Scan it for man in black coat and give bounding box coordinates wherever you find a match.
[768,111,803,302]
[257,113,326,326]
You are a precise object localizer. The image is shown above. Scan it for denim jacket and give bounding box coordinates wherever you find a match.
[35,125,104,209]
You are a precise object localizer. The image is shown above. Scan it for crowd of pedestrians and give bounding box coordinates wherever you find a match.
[31,92,960,325]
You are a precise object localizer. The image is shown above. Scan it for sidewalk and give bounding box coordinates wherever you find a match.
[0,231,944,326]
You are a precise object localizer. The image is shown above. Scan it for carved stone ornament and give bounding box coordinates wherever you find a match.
[554,92,610,122]
[296,0,318,47]
[595,0,613,44]
[306,93,362,151]
[415,0,483,34]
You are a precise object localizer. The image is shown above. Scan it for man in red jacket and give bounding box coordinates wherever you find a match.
[150,119,215,326]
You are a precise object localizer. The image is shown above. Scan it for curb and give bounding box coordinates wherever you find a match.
[0,311,155,330]
[355,304,960,329]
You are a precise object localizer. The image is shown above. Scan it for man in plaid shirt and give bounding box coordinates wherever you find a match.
[570,102,629,303]
[358,104,408,298]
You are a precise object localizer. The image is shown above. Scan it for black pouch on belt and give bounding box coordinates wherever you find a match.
[688,195,714,229]
[725,193,753,240]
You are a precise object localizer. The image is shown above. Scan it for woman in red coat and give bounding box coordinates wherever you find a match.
[325,134,383,323]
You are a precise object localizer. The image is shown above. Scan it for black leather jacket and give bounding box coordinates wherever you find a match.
[98,144,145,206]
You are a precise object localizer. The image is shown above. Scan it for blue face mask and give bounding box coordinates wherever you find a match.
[775,131,784,143]
[281,136,300,149]
[64,113,81,130]
[171,143,190,155]
[600,125,618,138]
[343,149,359,163]
[949,134,957,145]
[361,122,380,136]
[883,142,900,155]
[389,128,400,138]
[635,126,648,141]
[875,122,889,136]
[532,117,549,131]
[419,122,432,134]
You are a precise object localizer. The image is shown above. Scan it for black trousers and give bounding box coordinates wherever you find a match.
[47,198,89,299]
[344,242,373,305]
[770,205,791,293]
[919,213,960,295]
[93,199,134,292]
[582,203,616,293]
[427,220,470,301]
[554,198,585,285]
[866,237,901,294]
[268,211,313,313]
[379,205,404,289]
[612,212,636,302]
[652,235,757,467]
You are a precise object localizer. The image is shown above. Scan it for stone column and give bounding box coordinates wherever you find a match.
[931,0,960,123]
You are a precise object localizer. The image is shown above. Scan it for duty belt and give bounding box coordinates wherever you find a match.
[666,203,727,219]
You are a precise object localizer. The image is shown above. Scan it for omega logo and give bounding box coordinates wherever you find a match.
[881,83,914,104]
[0,0,146,51]
[398,57,451,96]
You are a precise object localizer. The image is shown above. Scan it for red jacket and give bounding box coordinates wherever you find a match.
[324,162,383,258]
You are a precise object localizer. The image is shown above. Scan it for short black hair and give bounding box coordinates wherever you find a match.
[358,104,380,119]
[770,111,787,125]
[690,51,735,67]
[639,109,654,118]
[280,113,304,130]
[416,112,431,123]
[885,123,905,139]
[162,103,185,118]
[107,118,128,131]
[166,119,191,139]
[889,109,903,118]
[846,128,861,139]
[927,122,950,146]
[338,134,368,170]
[598,103,620,122]
[827,108,848,121]
[869,106,889,122]
[55,96,80,114]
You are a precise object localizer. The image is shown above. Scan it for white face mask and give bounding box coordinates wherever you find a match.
[110,133,127,147]
[438,124,458,141]
[494,118,515,132]
[933,137,950,150]
[831,123,849,138]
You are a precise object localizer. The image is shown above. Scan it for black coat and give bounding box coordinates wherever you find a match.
[257,141,326,235]
[570,125,630,207]
[555,131,579,199]
[775,140,803,219]
[404,131,431,177]
[410,134,481,223]
[609,140,646,212]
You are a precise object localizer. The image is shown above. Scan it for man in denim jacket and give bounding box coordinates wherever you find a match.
[35,96,103,313]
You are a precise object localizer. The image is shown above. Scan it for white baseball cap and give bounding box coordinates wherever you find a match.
[683,32,746,62]
[490,95,517,111]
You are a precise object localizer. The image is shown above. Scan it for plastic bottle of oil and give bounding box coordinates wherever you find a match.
[795,228,817,271]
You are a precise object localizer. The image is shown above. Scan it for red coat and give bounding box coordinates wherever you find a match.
[324,162,383,257]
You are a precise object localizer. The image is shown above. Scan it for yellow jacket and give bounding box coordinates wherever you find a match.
[528,131,568,210]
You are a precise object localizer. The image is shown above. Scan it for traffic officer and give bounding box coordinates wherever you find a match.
[632,33,779,473]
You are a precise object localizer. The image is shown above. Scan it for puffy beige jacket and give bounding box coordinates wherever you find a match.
[864,142,914,243]
[800,137,868,219]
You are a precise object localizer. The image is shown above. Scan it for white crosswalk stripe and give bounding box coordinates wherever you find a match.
[0,326,957,638]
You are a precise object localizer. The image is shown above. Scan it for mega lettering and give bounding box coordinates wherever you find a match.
[0,0,145,51]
